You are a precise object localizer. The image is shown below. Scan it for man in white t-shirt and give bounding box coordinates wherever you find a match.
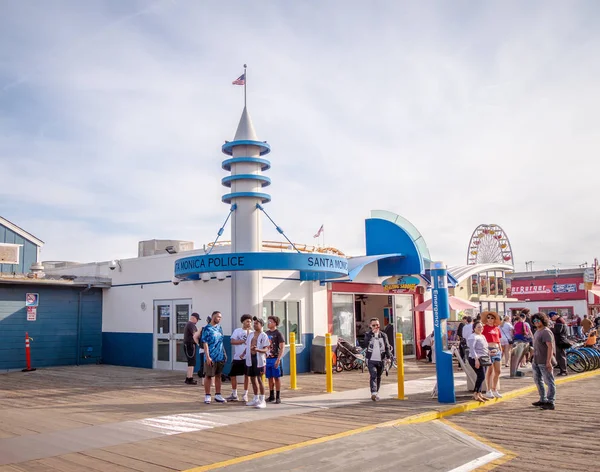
[245,317,270,409]
[226,314,252,402]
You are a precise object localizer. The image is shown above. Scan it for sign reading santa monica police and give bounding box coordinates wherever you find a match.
[175,252,349,281]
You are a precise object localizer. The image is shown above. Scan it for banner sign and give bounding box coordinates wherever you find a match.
[175,252,349,281]
[510,277,584,300]
[382,275,421,293]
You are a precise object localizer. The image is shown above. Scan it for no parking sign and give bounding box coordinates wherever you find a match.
[26,293,39,307]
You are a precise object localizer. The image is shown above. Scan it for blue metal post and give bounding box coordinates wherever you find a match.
[431,261,456,403]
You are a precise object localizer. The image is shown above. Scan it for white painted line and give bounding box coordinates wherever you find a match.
[447,451,504,472]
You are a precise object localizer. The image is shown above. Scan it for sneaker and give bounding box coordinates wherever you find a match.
[225,394,239,402]
[214,394,227,403]
[532,400,545,407]
[185,378,198,385]
[266,396,275,403]
[254,400,266,409]
[493,390,502,398]
[246,397,259,407]
[242,393,249,402]
[375,395,381,401]
[540,402,555,410]
[204,395,211,404]
[371,393,377,401]
[275,397,281,404]
[485,391,495,399]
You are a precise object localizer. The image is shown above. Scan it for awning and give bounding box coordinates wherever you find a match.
[589,289,600,305]
[320,253,405,282]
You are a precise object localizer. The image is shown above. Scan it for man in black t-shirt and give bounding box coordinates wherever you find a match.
[183,313,200,385]
[265,316,285,403]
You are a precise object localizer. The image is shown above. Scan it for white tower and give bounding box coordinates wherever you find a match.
[221,107,271,323]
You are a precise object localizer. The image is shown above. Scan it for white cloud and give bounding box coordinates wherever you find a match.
[1,1,599,269]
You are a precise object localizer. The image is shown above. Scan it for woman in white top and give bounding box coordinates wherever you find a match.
[499,315,514,368]
[467,321,490,402]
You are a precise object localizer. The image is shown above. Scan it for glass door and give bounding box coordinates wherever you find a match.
[394,295,415,357]
[173,301,192,371]
[154,301,172,370]
[154,299,193,370]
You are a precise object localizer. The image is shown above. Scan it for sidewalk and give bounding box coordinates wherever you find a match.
[0,362,539,471]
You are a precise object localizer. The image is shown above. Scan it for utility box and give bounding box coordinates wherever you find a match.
[310,334,338,373]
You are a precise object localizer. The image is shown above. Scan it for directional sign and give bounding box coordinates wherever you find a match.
[25,293,39,307]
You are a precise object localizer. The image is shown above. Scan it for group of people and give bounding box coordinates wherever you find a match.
[182,311,285,408]
[457,308,596,410]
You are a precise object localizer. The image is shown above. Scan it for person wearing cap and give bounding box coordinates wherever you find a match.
[183,313,200,385]
[549,312,569,376]
[530,312,556,410]
[245,317,270,409]
[482,311,503,399]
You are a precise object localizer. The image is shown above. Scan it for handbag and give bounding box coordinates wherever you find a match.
[478,355,492,366]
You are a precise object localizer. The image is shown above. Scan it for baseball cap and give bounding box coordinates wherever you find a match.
[191,312,200,320]
[548,311,558,317]
[252,316,264,326]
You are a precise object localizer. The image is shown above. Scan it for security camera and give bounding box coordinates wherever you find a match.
[172,277,180,286]
[216,272,226,281]
[201,273,211,283]
[109,260,117,271]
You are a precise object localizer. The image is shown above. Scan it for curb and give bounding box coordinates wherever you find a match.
[182,369,600,472]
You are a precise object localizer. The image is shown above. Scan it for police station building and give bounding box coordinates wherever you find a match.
[45,106,443,374]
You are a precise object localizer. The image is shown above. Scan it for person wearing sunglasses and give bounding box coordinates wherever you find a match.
[482,311,503,399]
[364,317,392,401]
[530,313,556,410]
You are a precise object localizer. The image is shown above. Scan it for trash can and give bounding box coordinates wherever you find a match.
[311,334,338,373]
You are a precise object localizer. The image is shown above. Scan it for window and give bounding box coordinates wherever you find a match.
[539,307,574,318]
[332,293,354,341]
[263,300,301,344]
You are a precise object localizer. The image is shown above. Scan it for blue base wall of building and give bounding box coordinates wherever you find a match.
[102,332,153,368]
[100,332,315,374]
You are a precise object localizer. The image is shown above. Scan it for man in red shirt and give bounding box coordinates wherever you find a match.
[482,311,502,399]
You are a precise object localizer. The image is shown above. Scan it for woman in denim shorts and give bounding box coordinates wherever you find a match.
[482,311,503,399]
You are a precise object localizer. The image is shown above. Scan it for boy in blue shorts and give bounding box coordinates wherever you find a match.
[265,315,285,403]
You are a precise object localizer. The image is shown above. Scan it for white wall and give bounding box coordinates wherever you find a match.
[505,300,588,315]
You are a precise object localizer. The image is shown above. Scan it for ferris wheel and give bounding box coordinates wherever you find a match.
[466,224,514,265]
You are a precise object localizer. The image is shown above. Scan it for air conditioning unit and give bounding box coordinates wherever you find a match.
[0,243,21,265]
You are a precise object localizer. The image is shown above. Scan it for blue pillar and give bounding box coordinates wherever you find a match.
[431,261,456,403]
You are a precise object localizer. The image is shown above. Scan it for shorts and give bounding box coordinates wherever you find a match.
[183,343,197,367]
[246,354,264,377]
[228,359,247,377]
[489,347,502,363]
[265,357,283,379]
[204,360,225,377]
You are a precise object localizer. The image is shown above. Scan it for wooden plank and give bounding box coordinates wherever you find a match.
[81,450,171,472]
[37,453,136,472]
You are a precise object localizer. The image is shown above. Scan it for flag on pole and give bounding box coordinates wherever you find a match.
[313,224,324,238]
[232,73,246,85]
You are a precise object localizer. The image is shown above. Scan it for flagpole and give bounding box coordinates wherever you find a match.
[243,63,247,108]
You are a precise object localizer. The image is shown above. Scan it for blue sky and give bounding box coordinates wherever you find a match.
[1,1,599,270]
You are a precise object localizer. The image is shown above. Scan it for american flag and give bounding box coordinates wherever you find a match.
[313,224,324,238]
[232,73,245,85]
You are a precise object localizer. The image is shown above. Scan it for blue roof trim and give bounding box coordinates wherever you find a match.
[221,174,271,188]
[222,192,271,204]
[222,157,271,171]
[420,270,458,287]
[222,140,271,156]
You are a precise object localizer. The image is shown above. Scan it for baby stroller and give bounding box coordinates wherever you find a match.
[335,337,366,372]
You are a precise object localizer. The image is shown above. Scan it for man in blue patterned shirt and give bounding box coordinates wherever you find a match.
[201,311,227,404]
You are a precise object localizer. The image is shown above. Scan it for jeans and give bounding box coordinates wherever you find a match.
[468,357,487,393]
[576,326,583,338]
[555,345,567,373]
[532,363,556,403]
[368,360,384,394]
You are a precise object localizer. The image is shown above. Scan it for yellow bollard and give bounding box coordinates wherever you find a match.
[325,333,333,393]
[290,332,297,390]
[396,332,405,400]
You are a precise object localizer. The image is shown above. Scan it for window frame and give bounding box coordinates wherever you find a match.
[263,300,302,345]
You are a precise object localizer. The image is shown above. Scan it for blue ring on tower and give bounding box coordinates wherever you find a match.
[222,140,271,156]
[222,192,271,204]
[222,157,271,172]
[221,174,271,188]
